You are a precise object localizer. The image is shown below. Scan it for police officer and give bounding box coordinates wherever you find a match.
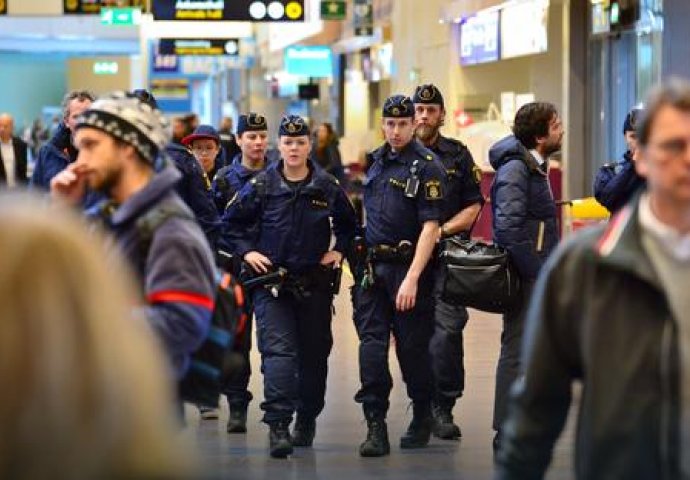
[212,113,269,433]
[353,95,447,457]
[223,115,357,458]
[412,84,484,440]
[212,113,269,213]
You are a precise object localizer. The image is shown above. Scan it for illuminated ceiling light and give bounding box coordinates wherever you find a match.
[268,1,285,20]
[249,1,267,20]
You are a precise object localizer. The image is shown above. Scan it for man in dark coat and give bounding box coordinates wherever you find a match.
[0,113,28,188]
[489,101,563,449]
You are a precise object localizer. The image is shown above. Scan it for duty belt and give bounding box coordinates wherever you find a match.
[369,240,414,263]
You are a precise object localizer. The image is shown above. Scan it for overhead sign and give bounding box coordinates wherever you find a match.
[101,7,141,25]
[152,0,304,22]
[460,11,499,66]
[153,54,179,73]
[159,39,240,56]
[320,0,346,20]
[63,0,146,15]
[353,0,373,36]
[285,46,333,78]
[151,78,189,100]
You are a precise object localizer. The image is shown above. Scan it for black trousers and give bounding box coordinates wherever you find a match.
[352,262,434,414]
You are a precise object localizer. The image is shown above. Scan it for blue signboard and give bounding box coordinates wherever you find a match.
[284,46,333,78]
[459,11,500,66]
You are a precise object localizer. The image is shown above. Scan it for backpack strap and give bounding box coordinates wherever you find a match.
[135,204,196,276]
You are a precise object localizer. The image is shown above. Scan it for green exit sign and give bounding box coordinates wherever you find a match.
[101,7,141,26]
[93,61,119,75]
[320,0,346,20]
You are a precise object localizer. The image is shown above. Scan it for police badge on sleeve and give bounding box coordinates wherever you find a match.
[425,180,442,200]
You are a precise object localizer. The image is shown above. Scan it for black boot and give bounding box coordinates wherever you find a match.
[291,417,316,447]
[227,404,248,434]
[268,420,293,458]
[431,401,461,440]
[359,410,390,457]
[400,403,433,449]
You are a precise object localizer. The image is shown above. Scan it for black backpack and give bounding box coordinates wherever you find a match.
[136,204,248,407]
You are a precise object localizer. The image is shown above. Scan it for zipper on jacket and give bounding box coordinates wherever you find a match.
[536,221,545,252]
[660,318,672,480]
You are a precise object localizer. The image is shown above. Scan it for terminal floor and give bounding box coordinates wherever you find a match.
[184,281,576,480]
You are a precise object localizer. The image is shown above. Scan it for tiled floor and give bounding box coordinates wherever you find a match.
[186,279,576,479]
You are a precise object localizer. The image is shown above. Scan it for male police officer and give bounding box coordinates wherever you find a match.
[412,84,484,440]
[212,113,269,213]
[353,95,447,456]
[224,115,357,458]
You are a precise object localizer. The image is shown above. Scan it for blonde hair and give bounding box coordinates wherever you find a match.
[0,194,199,480]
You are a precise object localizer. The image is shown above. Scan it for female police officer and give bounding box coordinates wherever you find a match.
[222,115,357,458]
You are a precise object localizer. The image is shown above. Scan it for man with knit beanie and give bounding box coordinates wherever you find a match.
[50,91,216,383]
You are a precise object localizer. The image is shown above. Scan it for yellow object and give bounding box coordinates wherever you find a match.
[569,197,610,220]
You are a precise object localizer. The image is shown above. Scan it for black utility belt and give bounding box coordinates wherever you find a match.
[369,240,415,263]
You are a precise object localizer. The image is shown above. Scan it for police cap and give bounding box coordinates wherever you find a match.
[279,115,310,137]
[412,84,444,109]
[237,112,268,135]
[382,95,414,118]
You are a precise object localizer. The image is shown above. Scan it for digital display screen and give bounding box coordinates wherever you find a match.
[63,0,145,14]
[500,0,549,59]
[459,11,500,66]
[284,46,333,78]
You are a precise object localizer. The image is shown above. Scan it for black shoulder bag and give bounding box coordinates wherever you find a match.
[438,203,522,314]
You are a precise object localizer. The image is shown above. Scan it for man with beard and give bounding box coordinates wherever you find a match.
[412,84,483,441]
[50,92,216,383]
[489,102,563,450]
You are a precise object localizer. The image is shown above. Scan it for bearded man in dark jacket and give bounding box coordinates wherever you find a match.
[489,102,563,448]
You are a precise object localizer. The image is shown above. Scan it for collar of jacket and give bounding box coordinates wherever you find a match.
[595,190,662,290]
[108,161,182,226]
[270,158,326,192]
[432,135,463,155]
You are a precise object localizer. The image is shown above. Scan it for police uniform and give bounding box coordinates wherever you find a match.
[213,113,268,431]
[223,115,357,456]
[211,113,269,213]
[413,84,484,438]
[353,95,447,454]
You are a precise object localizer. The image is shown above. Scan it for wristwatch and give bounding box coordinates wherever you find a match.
[440,224,449,238]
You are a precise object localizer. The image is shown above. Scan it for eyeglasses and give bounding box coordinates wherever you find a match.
[650,137,690,157]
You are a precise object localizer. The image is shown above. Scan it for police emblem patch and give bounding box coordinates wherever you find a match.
[391,107,401,116]
[472,165,482,185]
[420,87,433,101]
[287,122,298,133]
[425,180,442,200]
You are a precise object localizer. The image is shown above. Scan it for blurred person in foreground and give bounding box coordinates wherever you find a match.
[496,78,690,479]
[50,92,216,386]
[0,194,199,480]
[594,107,646,213]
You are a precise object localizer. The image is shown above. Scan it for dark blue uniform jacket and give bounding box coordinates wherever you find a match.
[211,153,265,213]
[223,160,357,273]
[364,140,446,247]
[593,151,646,213]
[165,143,221,249]
[429,135,484,224]
[489,135,559,282]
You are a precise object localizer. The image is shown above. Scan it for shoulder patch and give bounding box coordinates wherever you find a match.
[424,180,443,200]
[472,164,483,185]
